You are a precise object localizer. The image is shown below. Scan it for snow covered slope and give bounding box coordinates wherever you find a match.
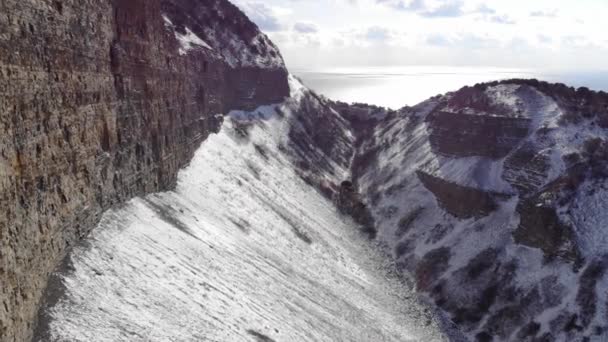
[352,80,608,342]
[34,78,447,342]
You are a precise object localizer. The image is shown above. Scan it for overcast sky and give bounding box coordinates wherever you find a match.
[231,0,608,71]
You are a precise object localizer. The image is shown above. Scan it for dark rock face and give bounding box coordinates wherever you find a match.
[286,90,355,189]
[514,199,579,263]
[417,171,509,219]
[0,1,288,340]
[427,111,530,159]
[512,164,587,264]
[225,67,290,110]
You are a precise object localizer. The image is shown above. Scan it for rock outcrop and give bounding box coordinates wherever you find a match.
[427,111,530,159]
[416,171,511,219]
[0,1,288,340]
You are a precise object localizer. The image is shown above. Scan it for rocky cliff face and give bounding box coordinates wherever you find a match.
[0,1,288,340]
[351,80,608,341]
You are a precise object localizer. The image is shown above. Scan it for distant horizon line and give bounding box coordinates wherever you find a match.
[290,65,608,75]
[294,65,608,108]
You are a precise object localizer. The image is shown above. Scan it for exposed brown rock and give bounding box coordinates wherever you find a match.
[0,1,289,340]
[427,111,530,159]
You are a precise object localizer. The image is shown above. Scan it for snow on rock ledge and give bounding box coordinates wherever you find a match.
[162,15,213,55]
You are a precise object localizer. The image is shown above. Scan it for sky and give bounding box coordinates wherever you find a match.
[231,0,608,71]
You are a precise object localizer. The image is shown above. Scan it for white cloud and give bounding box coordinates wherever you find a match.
[530,9,558,18]
[293,22,319,33]
[232,1,290,31]
[233,0,608,71]
[364,26,391,41]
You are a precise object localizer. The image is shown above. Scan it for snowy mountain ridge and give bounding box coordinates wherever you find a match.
[34,76,448,342]
[351,79,608,342]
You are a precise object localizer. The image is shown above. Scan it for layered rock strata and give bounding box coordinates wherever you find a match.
[0,0,288,340]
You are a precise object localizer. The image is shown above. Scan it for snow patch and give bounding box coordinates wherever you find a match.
[175,28,213,55]
[162,15,213,56]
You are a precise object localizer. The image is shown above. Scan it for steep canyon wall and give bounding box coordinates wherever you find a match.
[0,1,288,340]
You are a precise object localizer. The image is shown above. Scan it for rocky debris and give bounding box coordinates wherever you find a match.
[503,143,551,195]
[425,224,453,245]
[286,90,355,190]
[430,251,537,341]
[336,181,377,238]
[0,0,289,340]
